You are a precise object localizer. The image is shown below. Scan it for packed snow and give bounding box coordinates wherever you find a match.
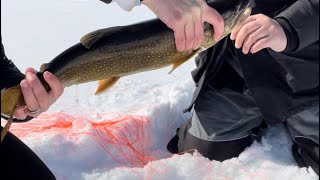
[1,0,318,179]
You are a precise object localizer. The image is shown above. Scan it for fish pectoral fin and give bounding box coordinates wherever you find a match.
[169,50,201,74]
[1,85,23,117]
[168,56,192,74]
[95,77,120,95]
[169,58,189,74]
[80,26,123,49]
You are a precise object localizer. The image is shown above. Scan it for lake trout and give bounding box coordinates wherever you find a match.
[1,0,252,121]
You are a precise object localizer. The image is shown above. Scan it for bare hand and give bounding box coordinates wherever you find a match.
[230,14,287,54]
[14,68,64,119]
[143,0,224,52]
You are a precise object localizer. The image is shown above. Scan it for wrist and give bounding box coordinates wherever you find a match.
[275,17,298,52]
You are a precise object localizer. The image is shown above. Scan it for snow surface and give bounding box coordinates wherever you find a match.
[1,0,318,179]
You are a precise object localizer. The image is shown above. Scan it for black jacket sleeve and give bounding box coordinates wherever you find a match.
[1,36,25,90]
[1,36,35,122]
[275,0,319,52]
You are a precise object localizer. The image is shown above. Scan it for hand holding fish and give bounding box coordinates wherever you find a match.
[230,14,287,54]
[2,0,252,121]
[1,0,251,142]
[14,68,63,120]
[142,0,224,52]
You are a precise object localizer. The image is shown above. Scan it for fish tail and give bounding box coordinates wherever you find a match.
[1,85,24,119]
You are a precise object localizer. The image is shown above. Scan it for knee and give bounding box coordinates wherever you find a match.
[173,131,253,161]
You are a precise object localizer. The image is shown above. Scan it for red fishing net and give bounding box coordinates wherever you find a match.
[3,112,267,180]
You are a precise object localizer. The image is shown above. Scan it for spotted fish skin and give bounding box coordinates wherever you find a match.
[1,0,252,117]
[40,0,251,88]
[44,19,197,87]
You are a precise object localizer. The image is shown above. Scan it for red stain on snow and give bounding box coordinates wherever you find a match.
[8,112,154,167]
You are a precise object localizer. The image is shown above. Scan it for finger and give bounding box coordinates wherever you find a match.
[202,6,224,41]
[234,20,261,49]
[185,21,195,50]
[250,36,271,54]
[25,72,49,112]
[25,67,37,74]
[44,71,64,100]
[193,17,204,50]
[20,79,41,115]
[14,106,27,120]
[242,29,268,54]
[174,25,186,52]
[230,16,256,40]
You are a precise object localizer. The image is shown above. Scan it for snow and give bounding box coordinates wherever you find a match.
[1,0,318,179]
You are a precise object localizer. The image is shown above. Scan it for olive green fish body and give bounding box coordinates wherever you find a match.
[43,0,251,88]
[43,19,197,87]
[1,0,252,118]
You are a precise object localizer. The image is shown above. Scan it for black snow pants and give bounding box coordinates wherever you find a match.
[0,126,56,180]
[168,37,319,175]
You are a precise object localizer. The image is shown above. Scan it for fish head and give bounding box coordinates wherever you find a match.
[201,0,252,50]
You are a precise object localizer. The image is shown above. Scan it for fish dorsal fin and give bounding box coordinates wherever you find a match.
[95,77,120,95]
[80,26,123,49]
[40,63,49,72]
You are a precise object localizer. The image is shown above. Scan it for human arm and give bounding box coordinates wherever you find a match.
[274,0,319,52]
[1,36,25,89]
